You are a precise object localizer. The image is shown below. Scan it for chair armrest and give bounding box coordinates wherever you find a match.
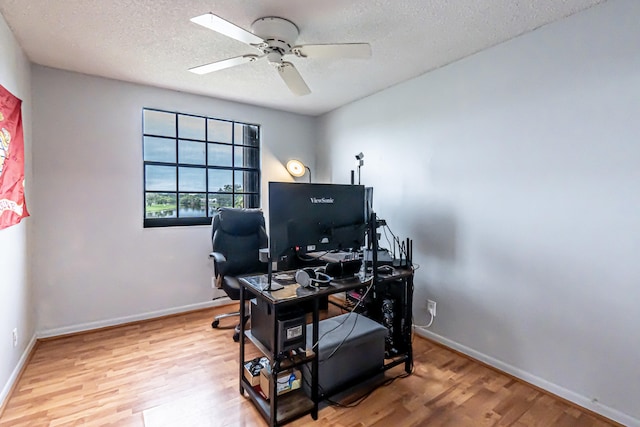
[210,252,228,280]
[209,252,227,263]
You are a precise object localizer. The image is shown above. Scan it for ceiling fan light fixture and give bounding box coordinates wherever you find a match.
[266,51,283,64]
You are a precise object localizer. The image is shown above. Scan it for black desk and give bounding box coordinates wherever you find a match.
[239,272,368,427]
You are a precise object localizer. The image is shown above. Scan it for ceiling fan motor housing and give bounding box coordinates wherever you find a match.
[251,17,299,63]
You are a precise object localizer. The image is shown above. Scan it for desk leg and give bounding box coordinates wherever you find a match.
[311,298,319,420]
[239,285,246,395]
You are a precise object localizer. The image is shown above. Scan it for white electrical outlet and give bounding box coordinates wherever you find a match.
[12,328,18,347]
[427,300,437,317]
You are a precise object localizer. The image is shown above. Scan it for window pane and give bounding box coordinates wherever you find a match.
[208,194,233,212]
[179,140,205,165]
[178,167,205,191]
[178,115,205,140]
[233,146,259,168]
[235,170,259,193]
[145,165,176,191]
[234,146,244,168]
[234,123,259,147]
[208,143,232,166]
[243,193,260,207]
[144,110,175,137]
[248,125,259,147]
[233,193,259,209]
[144,136,175,163]
[208,119,232,143]
[234,170,244,192]
[145,193,177,218]
[208,169,233,192]
[179,193,206,217]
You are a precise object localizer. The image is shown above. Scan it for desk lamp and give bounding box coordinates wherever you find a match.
[286,159,311,183]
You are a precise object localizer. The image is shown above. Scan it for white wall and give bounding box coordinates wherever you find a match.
[317,0,640,425]
[0,13,34,406]
[31,67,316,335]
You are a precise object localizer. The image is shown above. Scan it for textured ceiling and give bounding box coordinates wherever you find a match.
[0,0,604,116]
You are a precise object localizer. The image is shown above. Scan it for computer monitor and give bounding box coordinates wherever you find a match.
[269,182,366,270]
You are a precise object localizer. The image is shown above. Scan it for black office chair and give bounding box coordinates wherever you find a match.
[210,207,268,342]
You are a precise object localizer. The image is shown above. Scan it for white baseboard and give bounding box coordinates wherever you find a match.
[0,332,38,410]
[414,327,639,427]
[37,299,233,339]
[1,300,234,411]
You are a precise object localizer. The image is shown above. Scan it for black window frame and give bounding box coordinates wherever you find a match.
[142,108,261,228]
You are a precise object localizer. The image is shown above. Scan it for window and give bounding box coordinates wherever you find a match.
[143,109,260,227]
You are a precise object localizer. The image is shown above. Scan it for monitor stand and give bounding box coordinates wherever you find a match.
[264,281,284,291]
[259,249,284,291]
[266,257,284,291]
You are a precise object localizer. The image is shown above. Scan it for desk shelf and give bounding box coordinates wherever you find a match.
[245,330,316,369]
[242,275,350,426]
[244,330,270,358]
[242,377,315,426]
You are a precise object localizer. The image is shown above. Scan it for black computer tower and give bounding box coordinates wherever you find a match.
[251,298,306,354]
[363,279,410,357]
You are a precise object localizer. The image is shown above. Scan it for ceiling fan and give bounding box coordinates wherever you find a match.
[189,13,372,96]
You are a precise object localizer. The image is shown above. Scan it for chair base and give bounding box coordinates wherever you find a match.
[233,316,250,342]
[212,310,249,343]
[212,311,240,329]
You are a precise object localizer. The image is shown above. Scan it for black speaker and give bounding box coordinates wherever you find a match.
[325,259,362,279]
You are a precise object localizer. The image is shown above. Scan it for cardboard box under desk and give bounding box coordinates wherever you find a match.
[259,367,301,399]
[243,357,268,386]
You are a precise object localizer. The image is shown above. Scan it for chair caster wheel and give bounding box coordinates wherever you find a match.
[212,320,220,328]
[233,332,240,342]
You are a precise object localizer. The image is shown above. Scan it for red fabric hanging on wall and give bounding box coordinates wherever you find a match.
[0,84,29,230]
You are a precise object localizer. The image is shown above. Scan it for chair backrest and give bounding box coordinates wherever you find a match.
[211,207,268,277]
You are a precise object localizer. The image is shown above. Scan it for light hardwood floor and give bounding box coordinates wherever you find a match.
[0,305,620,427]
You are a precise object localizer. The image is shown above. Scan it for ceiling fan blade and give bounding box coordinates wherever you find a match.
[190,13,264,45]
[291,43,371,59]
[277,62,311,96]
[189,54,260,75]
